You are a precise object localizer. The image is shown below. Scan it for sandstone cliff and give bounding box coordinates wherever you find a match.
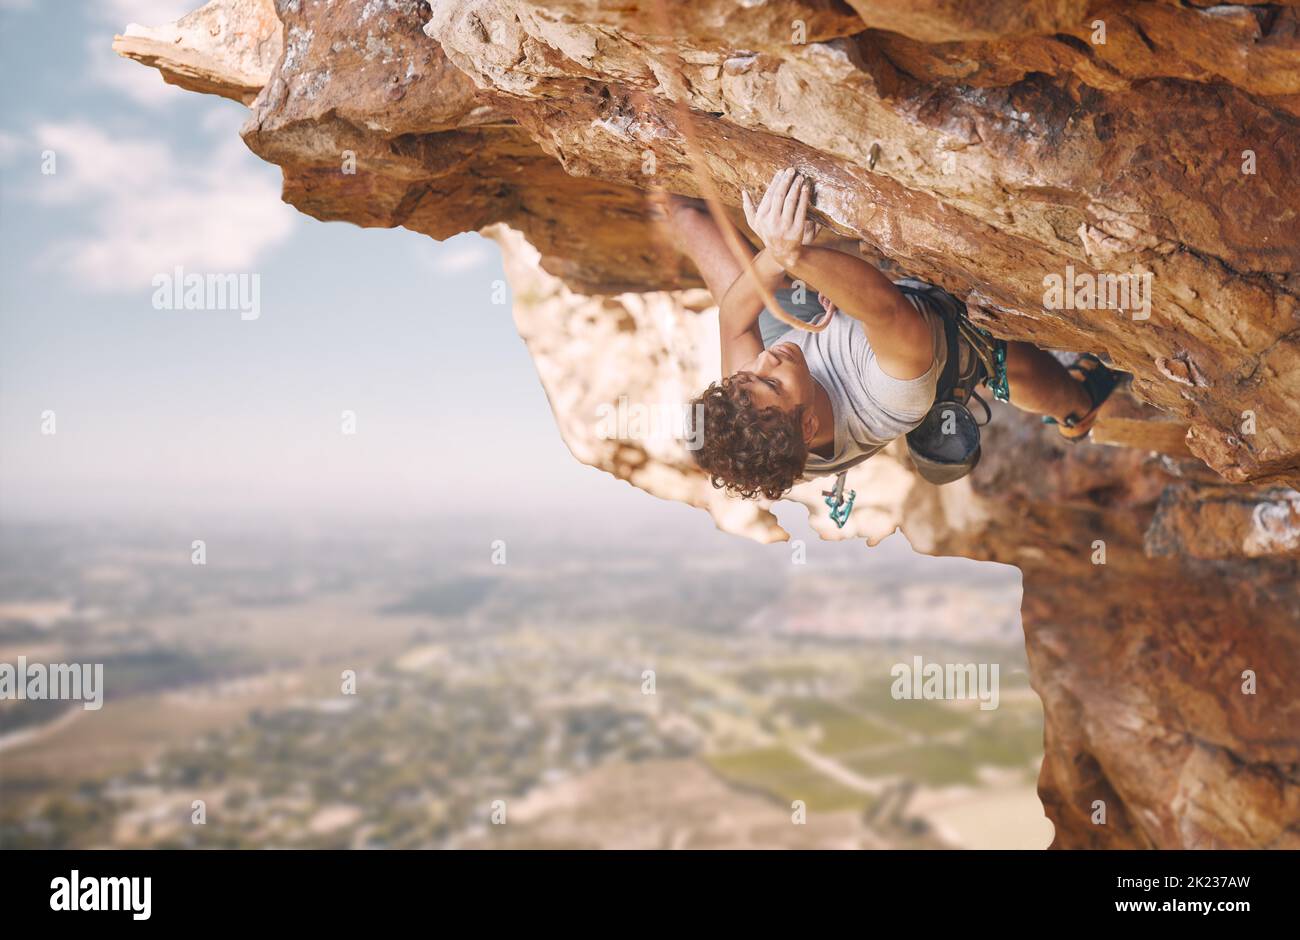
[116,0,1299,848]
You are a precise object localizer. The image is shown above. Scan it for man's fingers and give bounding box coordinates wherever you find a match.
[781,175,806,226]
[759,169,781,215]
[767,166,791,197]
[748,167,812,243]
[764,167,793,215]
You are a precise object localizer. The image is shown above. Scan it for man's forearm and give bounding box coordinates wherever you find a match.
[782,244,934,379]
[719,248,786,339]
[781,245,909,330]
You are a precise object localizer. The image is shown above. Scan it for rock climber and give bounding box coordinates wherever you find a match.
[667,167,1124,501]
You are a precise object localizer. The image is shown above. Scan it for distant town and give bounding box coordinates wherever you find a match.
[0,516,1049,849]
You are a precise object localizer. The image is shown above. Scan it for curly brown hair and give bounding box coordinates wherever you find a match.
[687,373,808,500]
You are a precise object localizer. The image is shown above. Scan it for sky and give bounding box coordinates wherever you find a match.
[0,1,644,525]
[0,0,991,571]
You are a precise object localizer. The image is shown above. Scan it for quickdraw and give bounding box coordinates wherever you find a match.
[988,330,1010,403]
[822,471,855,528]
[956,318,1010,403]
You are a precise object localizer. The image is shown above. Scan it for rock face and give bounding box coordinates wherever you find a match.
[117,0,1300,848]
[113,0,282,104]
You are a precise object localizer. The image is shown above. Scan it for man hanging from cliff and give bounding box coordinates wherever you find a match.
[669,167,1124,500]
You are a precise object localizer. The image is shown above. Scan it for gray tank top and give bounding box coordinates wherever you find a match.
[756,280,954,478]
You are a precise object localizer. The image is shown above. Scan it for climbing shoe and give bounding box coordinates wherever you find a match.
[1046,353,1125,442]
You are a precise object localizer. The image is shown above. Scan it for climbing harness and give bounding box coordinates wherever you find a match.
[896,281,1010,485]
[954,317,1009,405]
[982,326,1010,403]
[822,471,855,528]
[786,281,1014,524]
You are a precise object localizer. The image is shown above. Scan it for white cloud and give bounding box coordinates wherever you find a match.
[0,130,21,163]
[0,0,35,11]
[426,235,494,275]
[29,118,296,292]
[100,0,196,28]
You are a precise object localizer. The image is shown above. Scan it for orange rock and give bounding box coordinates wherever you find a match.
[114,0,1300,848]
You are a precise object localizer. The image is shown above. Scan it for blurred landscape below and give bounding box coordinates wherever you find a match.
[0,513,1050,849]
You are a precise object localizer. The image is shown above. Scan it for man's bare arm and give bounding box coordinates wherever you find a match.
[717,248,784,374]
[783,246,933,380]
[743,166,934,381]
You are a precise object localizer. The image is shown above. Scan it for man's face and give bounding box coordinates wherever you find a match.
[732,341,817,422]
